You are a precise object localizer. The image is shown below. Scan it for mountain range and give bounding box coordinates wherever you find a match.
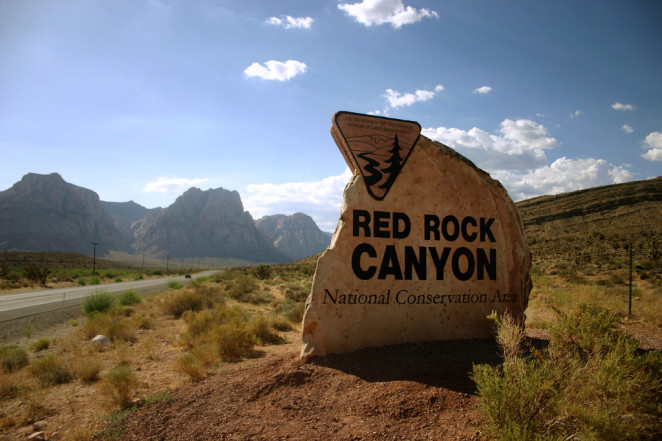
[0,173,331,263]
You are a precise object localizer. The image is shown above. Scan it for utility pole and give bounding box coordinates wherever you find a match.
[166,253,170,274]
[90,242,99,275]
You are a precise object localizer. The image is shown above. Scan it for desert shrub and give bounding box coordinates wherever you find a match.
[225,274,258,301]
[21,321,36,338]
[162,291,205,318]
[23,263,51,287]
[118,290,141,306]
[252,264,272,280]
[30,355,73,387]
[181,305,244,344]
[150,269,162,276]
[276,298,305,323]
[82,290,115,316]
[168,280,183,290]
[271,315,294,332]
[28,338,52,352]
[248,315,283,345]
[281,281,309,302]
[240,290,273,305]
[0,344,28,373]
[215,268,243,282]
[79,313,113,339]
[89,276,101,285]
[0,372,18,399]
[213,320,256,362]
[472,305,662,440]
[77,278,87,286]
[194,284,225,307]
[102,364,138,409]
[106,321,137,342]
[175,353,207,382]
[74,357,102,383]
[131,314,153,330]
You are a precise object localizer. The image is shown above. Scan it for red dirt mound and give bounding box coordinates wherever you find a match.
[116,339,503,441]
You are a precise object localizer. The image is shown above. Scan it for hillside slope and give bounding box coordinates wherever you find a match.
[516,176,662,262]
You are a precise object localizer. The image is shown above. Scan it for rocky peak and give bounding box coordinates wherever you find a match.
[256,212,331,261]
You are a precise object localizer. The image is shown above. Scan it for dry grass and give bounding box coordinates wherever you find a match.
[0,262,311,439]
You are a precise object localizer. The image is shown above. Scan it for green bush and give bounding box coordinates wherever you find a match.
[30,355,73,387]
[89,276,101,285]
[472,305,662,441]
[0,344,28,373]
[168,280,183,290]
[252,264,272,280]
[118,290,141,306]
[29,337,52,352]
[82,290,115,315]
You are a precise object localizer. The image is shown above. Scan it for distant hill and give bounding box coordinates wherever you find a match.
[0,173,330,263]
[516,176,662,262]
[255,213,332,261]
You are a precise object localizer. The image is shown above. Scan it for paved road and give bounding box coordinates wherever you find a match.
[0,270,218,322]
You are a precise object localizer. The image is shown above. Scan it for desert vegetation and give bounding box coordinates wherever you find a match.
[472,306,661,440]
[0,260,313,440]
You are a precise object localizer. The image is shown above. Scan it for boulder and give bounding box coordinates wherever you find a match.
[301,126,531,358]
[92,334,111,349]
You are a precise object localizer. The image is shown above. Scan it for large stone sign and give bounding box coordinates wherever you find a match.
[301,112,531,358]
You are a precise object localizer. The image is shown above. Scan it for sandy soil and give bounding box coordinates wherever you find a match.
[116,339,500,441]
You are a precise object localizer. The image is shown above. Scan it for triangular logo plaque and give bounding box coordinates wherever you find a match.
[331,111,421,200]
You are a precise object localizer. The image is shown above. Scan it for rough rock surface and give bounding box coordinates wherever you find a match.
[0,173,130,254]
[302,135,531,357]
[134,187,287,262]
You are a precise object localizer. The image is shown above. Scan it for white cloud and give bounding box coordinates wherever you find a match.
[423,119,558,171]
[611,102,636,111]
[622,124,634,134]
[642,131,662,161]
[473,86,492,94]
[266,16,313,29]
[383,84,443,109]
[143,176,209,193]
[242,169,353,232]
[338,0,438,28]
[493,157,634,201]
[571,110,583,118]
[244,60,307,81]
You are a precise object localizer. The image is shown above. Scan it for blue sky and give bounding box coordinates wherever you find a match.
[1,0,660,232]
